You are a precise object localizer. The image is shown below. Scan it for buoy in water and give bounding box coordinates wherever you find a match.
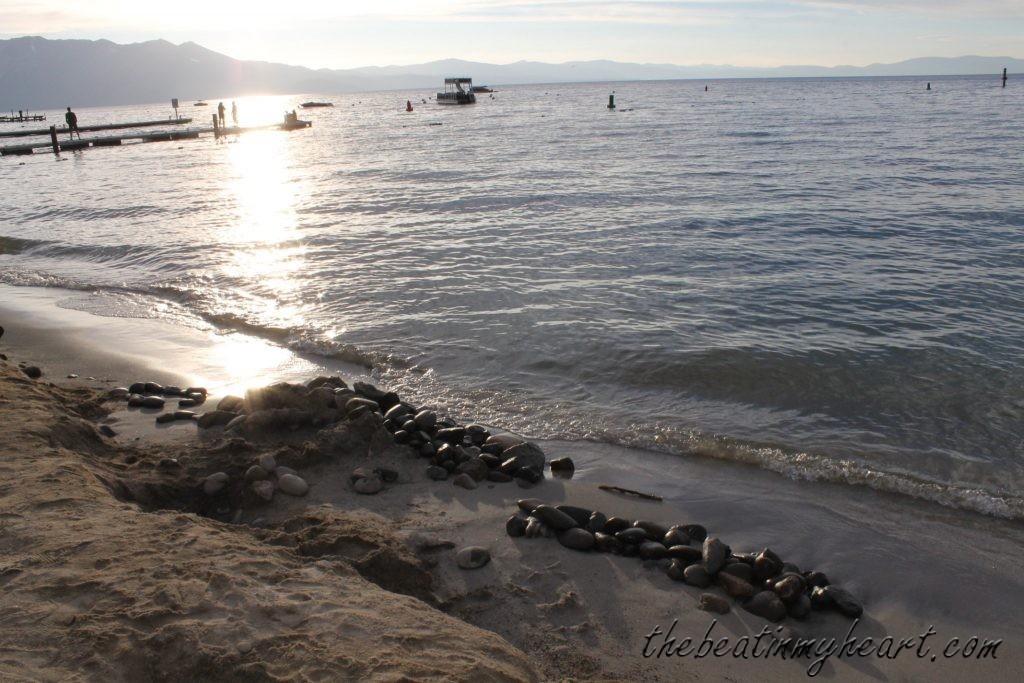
[927,82,931,90]
[406,100,414,112]
[607,93,616,110]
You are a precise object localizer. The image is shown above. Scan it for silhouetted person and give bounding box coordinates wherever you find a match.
[406,100,414,112]
[927,82,931,91]
[217,101,226,128]
[231,101,238,126]
[65,107,80,139]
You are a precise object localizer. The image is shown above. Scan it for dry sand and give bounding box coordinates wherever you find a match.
[2,287,1024,682]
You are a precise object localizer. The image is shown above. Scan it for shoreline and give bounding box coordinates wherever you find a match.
[2,286,1023,681]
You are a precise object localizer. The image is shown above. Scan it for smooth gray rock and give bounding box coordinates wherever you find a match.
[203,472,229,496]
[456,546,490,570]
[549,457,575,475]
[531,505,579,531]
[353,475,383,495]
[277,473,309,496]
[452,473,477,490]
[500,442,546,471]
[633,520,669,540]
[244,465,268,482]
[823,586,864,618]
[484,433,525,451]
[456,457,489,481]
[744,591,788,622]
[702,537,729,575]
[258,453,277,472]
[699,593,732,615]
[197,410,238,429]
[139,396,165,409]
[788,593,812,620]
[683,564,712,588]
[774,575,806,603]
[557,528,595,551]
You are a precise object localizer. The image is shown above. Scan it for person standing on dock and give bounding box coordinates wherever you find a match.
[217,102,226,128]
[64,107,80,139]
[231,101,238,126]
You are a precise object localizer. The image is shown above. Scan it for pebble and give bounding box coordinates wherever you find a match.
[108,387,130,399]
[143,382,163,394]
[217,395,245,412]
[140,396,165,409]
[663,528,690,547]
[531,505,579,531]
[173,410,196,420]
[353,475,383,495]
[203,472,229,496]
[754,548,784,581]
[717,572,757,599]
[506,515,527,537]
[452,473,477,490]
[667,545,703,564]
[128,382,146,394]
[699,593,732,615]
[155,412,176,424]
[426,466,448,481]
[178,398,198,408]
[557,528,595,551]
[633,520,669,540]
[603,517,631,534]
[245,465,268,482]
[516,498,544,515]
[456,457,489,481]
[683,564,712,588]
[236,640,253,654]
[186,386,208,396]
[196,410,238,429]
[593,532,624,554]
[587,512,607,533]
[484,433,525,451]
[413,409,437,431]
[774,575,805,603]
[277,473,309,496]
[614,528,649,545]
[257,453,277,472]
[456,546,490,570]
[251,480,275,502]
[549,457,575,476]
[67,373,78,379]
[788,593,812,620]
[744,591,788,622]
[21,366,42,379]
[702,537,729,575]
[639,541,668,560]
[666,559,687,581]
[804,570,830,589]
[681,524,708,542]
[720,562,755,583]
[555,505,593,527]
[822,586,864,618]
[500,442,546,471]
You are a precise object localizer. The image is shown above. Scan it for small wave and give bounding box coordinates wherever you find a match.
[0,235,51,255]
[20,205,169,222]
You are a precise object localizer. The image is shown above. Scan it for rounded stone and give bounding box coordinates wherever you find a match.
[413,410,437,432]
[804,570,830,589]
[203,472,229,496]
[532,505,579,531]
[555,505,592,527]
[683,564,712,588]
[275,466,298,478]
[244,465,268,482]
[452,473,477,490]
[593,532,624,554]
[277,473,309,496]
[614,528,649,545]
[717,572,756,599]
[774,575,806,603]
[557,528,595,551]
[699,593,732,615]
[603,517,631,534]
[753,548,784,581]
[500,442,546,471]
[516,498,544,515]
[128,382,146,394]
[258,453,277,472]
[506,515,527,537]
[140,396,165,409]
[822,586,863,618]
[353,475,383,495]
[587,512,607,534]
[633,520,669,540]
[155,412,176,424]
[788,593,812,620]
[720,562,755,583]
[456,546,490,570]
[680,524,708,542]
[744,591,788,622]
[666,559,687,582]
[549,457,575,475]
[702,537,729,575]
[639,541,668,560]
[426,465,448,481]
[663,528,691,547]
[251,480,275,502]
[667,545,703,564]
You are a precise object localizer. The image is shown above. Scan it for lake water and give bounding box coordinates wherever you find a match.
[2,75,1022,518]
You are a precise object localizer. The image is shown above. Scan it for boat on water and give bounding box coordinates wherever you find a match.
[437,78,476,105]
[470,85,494,93]
[193,101,209,107]
[299,101,334,108]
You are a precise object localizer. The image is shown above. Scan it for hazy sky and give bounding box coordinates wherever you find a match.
[1,1,1021,69]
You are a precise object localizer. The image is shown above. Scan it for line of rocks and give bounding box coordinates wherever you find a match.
[507,499,863,623]
[108,381,210,422]
[202,451,310,505]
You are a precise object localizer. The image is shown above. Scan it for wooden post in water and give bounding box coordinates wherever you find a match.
[1003,68,1008,88]
[49,125,59,154]
[212,113,219,138]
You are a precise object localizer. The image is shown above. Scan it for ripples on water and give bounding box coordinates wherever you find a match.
[2,76,1022,516]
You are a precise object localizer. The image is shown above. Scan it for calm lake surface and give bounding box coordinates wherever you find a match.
[2,75,1022,517]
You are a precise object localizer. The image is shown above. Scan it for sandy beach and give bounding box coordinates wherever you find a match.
[2,284,1023,682]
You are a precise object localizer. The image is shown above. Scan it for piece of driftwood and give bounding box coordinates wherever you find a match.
[597,484,662,502]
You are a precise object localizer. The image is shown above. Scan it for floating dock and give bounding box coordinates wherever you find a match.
[0,117,194,139]
[1,120,311,156]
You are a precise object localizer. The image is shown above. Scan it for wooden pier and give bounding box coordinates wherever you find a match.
[1,120,311,156]
[0,117,194,139]
[1,112,46,123]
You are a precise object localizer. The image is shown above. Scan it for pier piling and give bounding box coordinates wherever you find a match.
[1003,68,1008,88]
[49,125,58,154]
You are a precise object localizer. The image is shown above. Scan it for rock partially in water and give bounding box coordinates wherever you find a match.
[549,457,575,477]
[501,442,546,471]
[456,546,490,570]
[139,396,165,409]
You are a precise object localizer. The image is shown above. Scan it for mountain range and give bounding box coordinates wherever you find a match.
[1,36,1020,109]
